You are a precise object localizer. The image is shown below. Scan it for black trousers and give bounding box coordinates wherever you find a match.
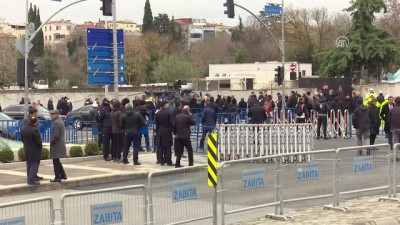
[370,133,377,145]
[103,133,112,160]
[157,146,172,164]
[26,160,40,183]
[97,132,103,149]
[112,133,124,160]
[124,132,140,162]
[175,138,194,166]
[199,128,213,149]
[53,158,66,179]
[317,116,327,138]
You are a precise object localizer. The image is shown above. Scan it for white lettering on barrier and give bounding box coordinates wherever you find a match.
[242,169,265,189]
[353,156,373,174]
[172,179,197,202]
[297,162,319,181]
[90,201,123,225]
[0,217,25,225]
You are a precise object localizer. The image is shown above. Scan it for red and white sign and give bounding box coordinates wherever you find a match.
[290,63,296,72]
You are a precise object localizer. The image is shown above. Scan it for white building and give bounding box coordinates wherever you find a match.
[207,62,312,91]
[43,20,76,46]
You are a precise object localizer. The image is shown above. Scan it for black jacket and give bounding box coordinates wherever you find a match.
[389,105,400,130]
[344,98,355,114]
[315,100,330,116]
[99,106,112,133]
[208,102,220,114]
[111,108,123,134]
[155,108,174,147]
[381,103,394,132]
[173,112,195,139]
[121,109,145,133]
[248,105,266,124]
[369,104,381,135]
[352,105,371,130]
[21,124,42,161]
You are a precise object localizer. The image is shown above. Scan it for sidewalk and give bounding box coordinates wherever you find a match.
[0,151,208,197]
[234,195,400,225]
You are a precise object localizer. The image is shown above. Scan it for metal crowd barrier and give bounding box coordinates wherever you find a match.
[217,123,313,161]
[147,165,214,225]
[325,144,391,212]
[0,197,55,225]
[61,185,147,225]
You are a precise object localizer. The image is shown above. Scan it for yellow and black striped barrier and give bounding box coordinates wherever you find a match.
[207,133,218,187]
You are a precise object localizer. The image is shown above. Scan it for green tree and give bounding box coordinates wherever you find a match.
[28,4,44,57]
[231,16,244,42]
[152,53,198,82]
[37,57,59,87]
[142,0,155,33]
[319,0,399,81]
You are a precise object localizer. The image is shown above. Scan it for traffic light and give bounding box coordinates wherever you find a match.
[17,59,38,86]
[100,0,112,16]
[223,0,235,19]
[274,66,283,85]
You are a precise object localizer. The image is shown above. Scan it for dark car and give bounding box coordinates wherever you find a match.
[65,105,96,130]
[3,104,51,120]
[0,112,18,140]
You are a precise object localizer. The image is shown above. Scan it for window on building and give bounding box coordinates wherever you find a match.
[56,26,61,30]
[190,33,202,39]
[54,34,65,40]
[49,26,52,31]
[44,26,47,32]
[67,26,71,30]
[49,35,52,41]
[219,83,231,89]
[45,36,47,41]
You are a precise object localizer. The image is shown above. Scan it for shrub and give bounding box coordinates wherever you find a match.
[0,147,14,163]
[18,148,26,161]
[42,148,49,160]
[69,146,83,157]
[84,142,100,156]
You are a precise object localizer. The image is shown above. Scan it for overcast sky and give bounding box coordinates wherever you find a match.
[1,0,352,26]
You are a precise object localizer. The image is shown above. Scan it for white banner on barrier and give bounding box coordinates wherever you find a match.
[172,179,197,202]
[242,169,266,189]
[90,201,123,225]
[297,163,320,181]
[353,156,373,174]
[0,217,25,225]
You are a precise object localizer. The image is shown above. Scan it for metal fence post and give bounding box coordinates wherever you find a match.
[213,186,217,225]
[221,163,226,225]
[147,174,154,225]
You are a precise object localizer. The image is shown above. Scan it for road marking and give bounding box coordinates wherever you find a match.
[0,170,53,179]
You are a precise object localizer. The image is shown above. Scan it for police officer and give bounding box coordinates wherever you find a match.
[315,97,330,140]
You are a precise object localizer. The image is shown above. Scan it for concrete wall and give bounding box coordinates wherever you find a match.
[358,82,400,98]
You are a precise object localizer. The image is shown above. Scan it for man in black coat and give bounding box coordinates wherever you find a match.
[155,101,174,166]
[99,99,113,161]
[121,104,145,165]
[21,117,43,185]
[353,98,372,154]
[381,96,395,149]
[248,103,266,124]
[173,105,195,168]
[135,100,150,151]
[369,98,381,148]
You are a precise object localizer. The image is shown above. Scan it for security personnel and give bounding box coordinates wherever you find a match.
[315,97,330,140]
[173,105,195,168]
[155,101,174,166]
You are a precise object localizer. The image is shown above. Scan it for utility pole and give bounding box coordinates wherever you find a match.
[280,0,286,124]
[112,0,118,100]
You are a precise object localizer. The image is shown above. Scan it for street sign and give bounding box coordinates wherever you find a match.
[87,29,125,85]
[290,63,296,72]
[15,38,33,55]
[264,5,282,15]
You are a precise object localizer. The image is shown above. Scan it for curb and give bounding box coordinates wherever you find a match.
[0,155,103,169]
[0,171,149,198]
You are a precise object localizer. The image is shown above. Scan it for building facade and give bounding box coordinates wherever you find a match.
[104,19,141,34]
[175,18,221,44]
[43,20,76,46]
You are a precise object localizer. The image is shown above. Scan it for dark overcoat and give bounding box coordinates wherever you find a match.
[21,124,42,161]
[50,116,67,159]
[155,109,173,147]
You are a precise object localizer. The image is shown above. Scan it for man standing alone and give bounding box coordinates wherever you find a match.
[49,110,67,182]
[21,116,42,185]
[155,101,174,166]
[173,106,195,168]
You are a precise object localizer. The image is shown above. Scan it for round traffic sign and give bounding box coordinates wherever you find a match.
[290,63,296,71]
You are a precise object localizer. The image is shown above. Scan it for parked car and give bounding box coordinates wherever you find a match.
[65,105,96,130]
[3,104,51,120]
[0,112,18,140]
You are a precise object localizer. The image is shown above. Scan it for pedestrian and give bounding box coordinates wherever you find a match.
[199,100,217,150]
[295,97,308,124]
[389,97,400,153]
[21,116,43,185]
[248,102,267,124]
[49,110,67,182]
[173,105,195,168]
[352,98,371,154]
[99,99,113,160]
[22,107,38,128]
[155,101,174,166]
[381,96,395,149]
[315,97,330,140]
[135,100,150,152]
[47,98,54,110]
[110,99,124,162]
[369,98,381,151]
[121,104,145,165]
